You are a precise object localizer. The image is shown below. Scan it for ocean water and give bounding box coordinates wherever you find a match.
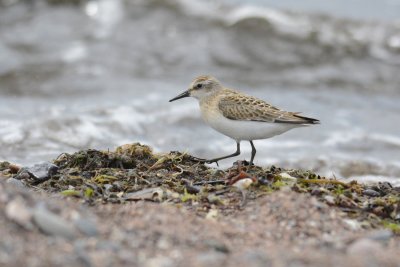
[0,0,399,184]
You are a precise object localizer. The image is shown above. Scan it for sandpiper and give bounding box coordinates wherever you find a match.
[169,75,319,165]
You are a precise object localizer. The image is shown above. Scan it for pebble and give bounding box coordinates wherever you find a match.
[205,209,219,220]
[365,229,393,242]
[32,203,77,240]
[74,218,98,237]
[363,189,380,197]
[8,164,21,174]
[323,195,335,205]
[204,239,230,253]
[343,219,361,231]
[16,162,58,182]
[5,197,34,230]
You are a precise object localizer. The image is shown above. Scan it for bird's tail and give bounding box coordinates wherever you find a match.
[293,114,320,124]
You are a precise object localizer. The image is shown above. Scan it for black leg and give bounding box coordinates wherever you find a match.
[206,142,241,164]
[249,141,256,166]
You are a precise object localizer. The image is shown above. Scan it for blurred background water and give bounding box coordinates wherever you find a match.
[0,0,399,183]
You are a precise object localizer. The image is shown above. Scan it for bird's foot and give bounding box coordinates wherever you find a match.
[189,156,220,166]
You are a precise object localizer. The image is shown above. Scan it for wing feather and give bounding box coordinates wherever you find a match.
[218,93,319,124]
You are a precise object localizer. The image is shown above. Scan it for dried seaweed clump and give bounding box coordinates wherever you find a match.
[3,143,400,234]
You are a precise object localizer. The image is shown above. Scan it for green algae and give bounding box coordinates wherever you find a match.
[383,221,400,234]
[181,189,199,203]
[61,189,81,197]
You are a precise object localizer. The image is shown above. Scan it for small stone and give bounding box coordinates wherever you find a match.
[205,209,219,220]
[323,195,335,205]
[5,197,34,230]
[16,162,58,182]
[32,204,77,240]
[363,189,380,197]
[6,178,25,188]
[74,218,98,237]
[204,239,230,253]
[365,229,393,242]
[8,164,21,174]
[343,219,361,231]
[185,184,201,194]
[232,178,254,190]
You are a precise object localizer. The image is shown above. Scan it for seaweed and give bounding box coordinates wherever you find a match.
[5,143,400,234]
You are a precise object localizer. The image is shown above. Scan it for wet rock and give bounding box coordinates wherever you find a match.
[184,183,201,194]
[5,197,34,230]
[6,178,25,188]
[16,162,58,183]
[363,189,380,197]
[32,203,77,239]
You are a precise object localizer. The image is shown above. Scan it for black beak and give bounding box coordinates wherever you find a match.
[169,90,190,102]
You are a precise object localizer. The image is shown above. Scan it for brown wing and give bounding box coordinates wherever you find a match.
[218,94,319,124]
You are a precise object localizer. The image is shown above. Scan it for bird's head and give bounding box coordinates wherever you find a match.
[169,75,222,102]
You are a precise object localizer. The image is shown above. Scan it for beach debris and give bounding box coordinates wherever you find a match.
[124,187,164,202]
[4,143,400,232]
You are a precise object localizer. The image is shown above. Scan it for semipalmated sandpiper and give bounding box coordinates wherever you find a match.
[169,75,319,165]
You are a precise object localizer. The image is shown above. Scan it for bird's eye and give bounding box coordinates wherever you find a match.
[196,83,203,89]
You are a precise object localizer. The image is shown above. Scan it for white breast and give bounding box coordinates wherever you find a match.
[200,105,302,141]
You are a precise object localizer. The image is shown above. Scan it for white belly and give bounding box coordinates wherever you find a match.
[202,111,302,141]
